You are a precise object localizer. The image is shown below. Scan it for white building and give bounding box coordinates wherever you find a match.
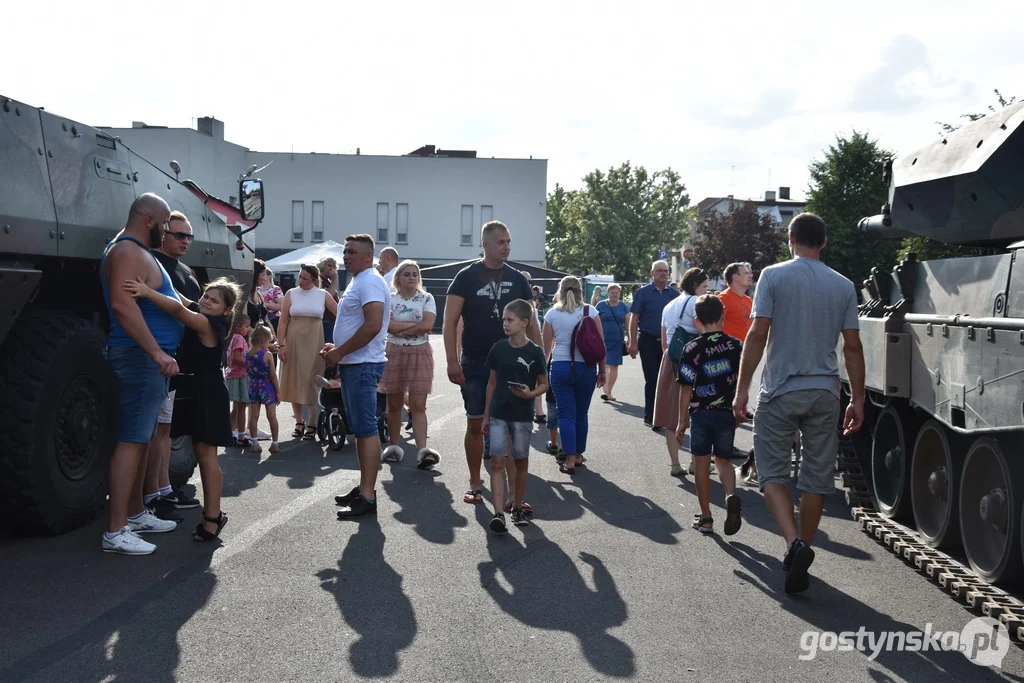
[102,118,548,265]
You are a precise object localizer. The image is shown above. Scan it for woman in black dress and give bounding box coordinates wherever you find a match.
[125,275,241,542]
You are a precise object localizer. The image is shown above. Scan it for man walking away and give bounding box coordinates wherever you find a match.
[733,212,865,593]
[100,193,182,554]
[324,234,391,518]
[628,260,678,426]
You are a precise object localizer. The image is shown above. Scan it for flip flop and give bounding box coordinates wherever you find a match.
[463,489,483,504]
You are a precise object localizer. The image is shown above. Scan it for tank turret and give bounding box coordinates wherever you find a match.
[859,101,1024,245]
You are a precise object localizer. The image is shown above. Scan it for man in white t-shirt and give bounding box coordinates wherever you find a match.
[322,234,392,519]
[377,247,400,287]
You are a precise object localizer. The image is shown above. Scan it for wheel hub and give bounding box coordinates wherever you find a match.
[55,381,100,480]
[979,488,1007,533]
[885,446,903,473]
[927,467,948,502]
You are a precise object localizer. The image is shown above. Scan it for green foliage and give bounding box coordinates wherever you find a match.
[545,163,692,282]
[896,237,1004,262]
[689,202,788,278]
[936,89,1017,133]
[805,131,901,286]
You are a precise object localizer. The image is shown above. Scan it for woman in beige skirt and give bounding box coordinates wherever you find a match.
[378,260,440,467]
[278,264,338,440]
[652,268,708,475]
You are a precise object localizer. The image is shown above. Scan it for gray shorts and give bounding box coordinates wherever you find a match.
[753,389,839,495]
[488,418,532,460]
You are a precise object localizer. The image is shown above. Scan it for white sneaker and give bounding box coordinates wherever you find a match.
[128,510,177,534]
[243,428,273,441]
[381,444,404,463]
[102,526,156,555]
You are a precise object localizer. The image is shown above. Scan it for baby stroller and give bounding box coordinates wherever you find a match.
[316,382,348,451]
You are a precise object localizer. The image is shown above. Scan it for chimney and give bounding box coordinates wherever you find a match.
[778,186,791,200]
[197,116,225,140]
[132,121,146,128]
[765,190,776,202]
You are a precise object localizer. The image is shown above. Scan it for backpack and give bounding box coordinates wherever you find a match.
[570,305,607,366]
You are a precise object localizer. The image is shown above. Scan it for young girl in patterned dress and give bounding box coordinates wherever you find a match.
[247,324,281,453]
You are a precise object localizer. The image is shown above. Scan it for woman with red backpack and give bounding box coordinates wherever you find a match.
[542,276,607,474]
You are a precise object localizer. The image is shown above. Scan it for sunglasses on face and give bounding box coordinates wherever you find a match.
[168,231,194,242]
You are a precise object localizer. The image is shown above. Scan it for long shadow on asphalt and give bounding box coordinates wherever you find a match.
[676,474,871,562]
[0,532,217,683]
[382,466,469,544]
[476,508,635,679]
[317,521,417,678]
[220,438,353,499]
[716,538,1012,681]
[570,467,683,544]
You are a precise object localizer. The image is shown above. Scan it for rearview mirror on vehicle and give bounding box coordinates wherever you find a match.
[240,179,264,222]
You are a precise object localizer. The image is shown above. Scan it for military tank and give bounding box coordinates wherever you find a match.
[0,95,264,534]
[848,100,1024,584]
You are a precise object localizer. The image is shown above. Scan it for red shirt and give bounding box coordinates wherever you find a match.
[720,288,753,341]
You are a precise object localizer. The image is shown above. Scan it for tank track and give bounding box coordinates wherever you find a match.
[837,440,1024,642]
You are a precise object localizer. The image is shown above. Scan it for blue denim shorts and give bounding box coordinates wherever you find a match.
[689,410,737,458]
[460,356,489,419]
[488,418,532,460]
[107,346,170,444]
[338,362,386,438]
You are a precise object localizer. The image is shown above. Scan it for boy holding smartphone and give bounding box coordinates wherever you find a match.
[483,299,549,533]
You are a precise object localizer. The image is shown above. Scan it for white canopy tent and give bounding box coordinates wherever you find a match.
[264,240,346,274]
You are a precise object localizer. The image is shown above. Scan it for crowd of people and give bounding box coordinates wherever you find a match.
[99,196,867,594]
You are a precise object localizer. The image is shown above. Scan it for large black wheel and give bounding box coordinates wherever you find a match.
[910,420,965,550]
[871,404,920,520]
[960,437,1024,585]
[0,311,118,534]
[168,436,196,490]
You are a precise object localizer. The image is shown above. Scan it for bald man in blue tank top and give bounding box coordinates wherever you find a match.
[99,193,185,555]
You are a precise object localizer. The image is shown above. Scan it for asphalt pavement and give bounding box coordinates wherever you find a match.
[2,341,1022,682]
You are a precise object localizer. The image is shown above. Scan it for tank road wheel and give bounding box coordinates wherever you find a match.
[168,436,196,490]
[910,420,966,550]
[0,311,118,534]
[959,437,1024,585]
[871,405,919,520]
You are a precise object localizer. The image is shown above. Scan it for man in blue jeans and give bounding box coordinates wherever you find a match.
[100,193,182,555]
[323,234,392,518]
[444,221,539,505]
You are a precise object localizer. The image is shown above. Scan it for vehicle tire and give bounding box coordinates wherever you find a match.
[329,412,347,451]
[0,311,118,534]
[168,435,196,490]
[377,413,388,445]
[316,412,329,445]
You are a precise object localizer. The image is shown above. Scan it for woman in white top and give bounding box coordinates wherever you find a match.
[543,276,607,474]
[277,264,339,440]
[652,267,708,475]
[378,260,439,467]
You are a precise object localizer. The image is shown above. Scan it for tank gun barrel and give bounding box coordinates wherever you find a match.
[858,212,914,240]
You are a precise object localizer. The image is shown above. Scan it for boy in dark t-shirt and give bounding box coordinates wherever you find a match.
[483,300,548,533]
[675,294,744,537]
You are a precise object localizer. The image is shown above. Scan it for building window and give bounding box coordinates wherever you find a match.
[481,204,493,226]
[396,203,408,244]
[779,209,794,227]
[377,202,389,244]
[291,200,304,242]
[311,201,324,242]
[461,205,473,246]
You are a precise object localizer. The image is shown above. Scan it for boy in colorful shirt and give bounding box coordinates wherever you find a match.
[675,294,744,536]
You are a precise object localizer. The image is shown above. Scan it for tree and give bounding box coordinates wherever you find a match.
[545,163,692,282]
[805,131,900,287]
[936,88,1017,133]
[689,202,787,278]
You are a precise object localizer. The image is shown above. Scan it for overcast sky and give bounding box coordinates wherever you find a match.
[6,0,1023,204]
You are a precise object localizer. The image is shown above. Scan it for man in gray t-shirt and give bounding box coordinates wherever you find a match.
[732,212,866,594]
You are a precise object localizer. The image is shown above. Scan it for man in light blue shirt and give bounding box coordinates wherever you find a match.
[733,212,865,594]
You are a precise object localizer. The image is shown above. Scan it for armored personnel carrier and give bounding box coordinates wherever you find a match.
[0,95,264,534]
[849,101,1024,584]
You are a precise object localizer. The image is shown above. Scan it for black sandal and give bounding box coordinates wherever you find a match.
[193,512,228,542]
[292,422,305,438]
[559,463,576,475]
[301,425,317,441]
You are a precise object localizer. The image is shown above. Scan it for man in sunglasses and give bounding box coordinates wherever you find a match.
[147,210,204,520]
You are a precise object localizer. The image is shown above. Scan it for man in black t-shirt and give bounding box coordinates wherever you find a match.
[444,221,539,504]
[147,211,203,517]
